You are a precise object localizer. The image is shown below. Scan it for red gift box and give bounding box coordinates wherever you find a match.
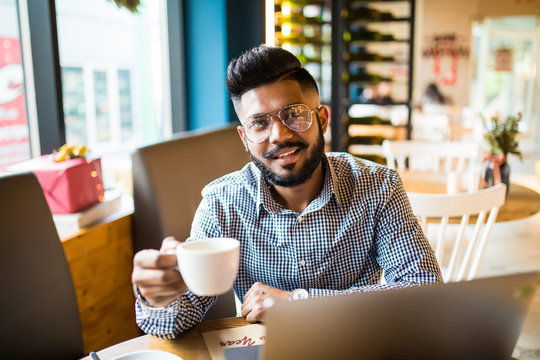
[7,156,104,214]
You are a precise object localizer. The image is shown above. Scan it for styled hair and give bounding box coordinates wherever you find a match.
[226,45,319,105]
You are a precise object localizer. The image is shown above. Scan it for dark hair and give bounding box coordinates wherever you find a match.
[226,45,319,104]
[424,83,450,105]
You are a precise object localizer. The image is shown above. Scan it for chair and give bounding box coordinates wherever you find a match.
[132,125,250,320]
[382,139,481,173]
[0,172,83,359]
[407,183,506,282]
[382,139,482,191]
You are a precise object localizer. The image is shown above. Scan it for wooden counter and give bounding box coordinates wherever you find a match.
[61,212,141,354]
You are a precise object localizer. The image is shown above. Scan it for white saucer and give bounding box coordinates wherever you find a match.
[111,350,183,360]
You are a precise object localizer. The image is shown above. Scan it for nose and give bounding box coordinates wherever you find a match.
[267,115,294,144]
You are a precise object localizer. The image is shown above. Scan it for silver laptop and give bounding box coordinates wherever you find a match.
[262,272,540,360]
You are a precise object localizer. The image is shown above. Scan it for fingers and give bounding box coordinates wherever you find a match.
[243,301,265,323]
[134,249,177,269]
[132,267,181,286]
[132,240,186,307]
[243,282,265,302]
[160,236,181,254]
[242,282,286,323]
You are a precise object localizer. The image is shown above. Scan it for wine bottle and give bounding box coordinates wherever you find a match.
[296,53,322,64]
[341,71,391,83]
[277,33,325,45]
[342,6,398,21]
[347,135,386,146]
[344,115,392,126]
[343,29,395,42]
[344,51,395,63]
[276,13,326,26]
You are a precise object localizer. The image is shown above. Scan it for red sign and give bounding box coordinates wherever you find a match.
[0,36,30,168]
[422,33,470,86]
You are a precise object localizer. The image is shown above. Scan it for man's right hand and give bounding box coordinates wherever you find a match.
[132,237,187,308]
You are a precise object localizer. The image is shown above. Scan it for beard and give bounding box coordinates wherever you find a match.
[246,121,325,187]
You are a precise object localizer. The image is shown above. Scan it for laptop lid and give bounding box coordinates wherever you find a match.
[262,272,540,360]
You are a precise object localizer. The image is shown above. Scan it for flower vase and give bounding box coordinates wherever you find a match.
[484,159,510,196]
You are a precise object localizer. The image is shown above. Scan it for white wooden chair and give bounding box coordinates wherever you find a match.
[382,140,481,173]
[407,183,506,282]
[382,140,482,191]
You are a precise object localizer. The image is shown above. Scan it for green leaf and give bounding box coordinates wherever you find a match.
[482,112,522,160]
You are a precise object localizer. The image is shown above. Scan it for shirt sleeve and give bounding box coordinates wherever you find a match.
[309,171,442,298]
[135,195,223,338]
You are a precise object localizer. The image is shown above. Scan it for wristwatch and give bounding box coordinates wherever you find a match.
[289,288,309,301]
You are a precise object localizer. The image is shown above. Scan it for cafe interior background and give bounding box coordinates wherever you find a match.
[1,0,540,358]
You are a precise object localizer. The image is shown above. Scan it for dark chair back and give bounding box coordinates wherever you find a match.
[0,172,83,359]
[132,125,250,319]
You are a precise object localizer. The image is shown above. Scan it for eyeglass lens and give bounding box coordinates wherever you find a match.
[243,104,312,143]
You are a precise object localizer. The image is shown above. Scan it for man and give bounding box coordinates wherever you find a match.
[132,45,442,338]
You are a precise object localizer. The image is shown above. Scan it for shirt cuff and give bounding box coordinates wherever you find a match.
[133,284,180,316]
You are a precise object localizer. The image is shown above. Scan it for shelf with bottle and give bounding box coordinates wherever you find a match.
[341,6,410,23]
[275,0,330,25]
[344,115,392,126]
[347,123,407,138]
[346,135,387,146]
[345,99,409,106]
[341,71,392,84]
[344,50,399,64]
[343,28,409,43]
[345,0,411,3]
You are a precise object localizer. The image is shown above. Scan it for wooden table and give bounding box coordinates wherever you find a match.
[81,317,250,360]
[400,171,540,222]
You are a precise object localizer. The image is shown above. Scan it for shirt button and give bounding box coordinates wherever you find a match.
[299,259,306,266]
[297,217,303,223]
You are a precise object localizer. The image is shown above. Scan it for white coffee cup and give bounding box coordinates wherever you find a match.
[176,238,240,296]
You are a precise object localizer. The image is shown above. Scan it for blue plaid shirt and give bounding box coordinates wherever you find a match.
[136,153,442,338]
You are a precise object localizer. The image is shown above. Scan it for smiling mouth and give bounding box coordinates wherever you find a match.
[274,149,299,159]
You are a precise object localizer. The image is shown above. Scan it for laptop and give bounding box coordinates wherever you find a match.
[259,272,540,360]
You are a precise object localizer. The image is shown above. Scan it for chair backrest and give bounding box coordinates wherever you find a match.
[131,125,250,319]
[407,183,506,282]
[0,172,83,359]
[382,140,481,173]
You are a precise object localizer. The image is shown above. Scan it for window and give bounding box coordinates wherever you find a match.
[118,69,134,140]
[0,0,31,168]
[55,0,170,156]
[62,67,86,145]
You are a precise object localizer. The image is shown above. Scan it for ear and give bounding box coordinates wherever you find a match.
[317,105,330,134]
[237,126,248,151]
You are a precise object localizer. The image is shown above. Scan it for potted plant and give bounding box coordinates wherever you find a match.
[109,0,141,13]
[482,112,522,194]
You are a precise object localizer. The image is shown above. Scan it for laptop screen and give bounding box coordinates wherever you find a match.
[262,272,539,360]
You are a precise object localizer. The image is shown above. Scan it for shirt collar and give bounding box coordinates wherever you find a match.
[255,155,344,217]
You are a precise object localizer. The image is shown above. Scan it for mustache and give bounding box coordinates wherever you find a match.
[262,141,308,159]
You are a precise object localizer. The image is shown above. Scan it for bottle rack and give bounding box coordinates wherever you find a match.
[273,0,333,104]
[331,0,415,163]
[271,0,414,162]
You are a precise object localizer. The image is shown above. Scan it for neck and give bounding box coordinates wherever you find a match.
[270,163,325,213]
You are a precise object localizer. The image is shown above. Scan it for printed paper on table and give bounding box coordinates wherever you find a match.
[202,323,266,360]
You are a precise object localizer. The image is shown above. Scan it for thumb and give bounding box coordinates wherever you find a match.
[159,236,181,254]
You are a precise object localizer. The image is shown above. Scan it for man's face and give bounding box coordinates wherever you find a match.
[235,80,328,187]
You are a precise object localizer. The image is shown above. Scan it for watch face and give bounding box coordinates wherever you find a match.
[291,288,309,301]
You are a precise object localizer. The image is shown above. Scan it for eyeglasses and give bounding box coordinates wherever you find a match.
[240,103,322,144]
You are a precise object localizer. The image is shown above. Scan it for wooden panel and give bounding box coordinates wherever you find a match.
[61,213,142,354]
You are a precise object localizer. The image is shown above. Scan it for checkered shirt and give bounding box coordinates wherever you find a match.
[136,152,442,338]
